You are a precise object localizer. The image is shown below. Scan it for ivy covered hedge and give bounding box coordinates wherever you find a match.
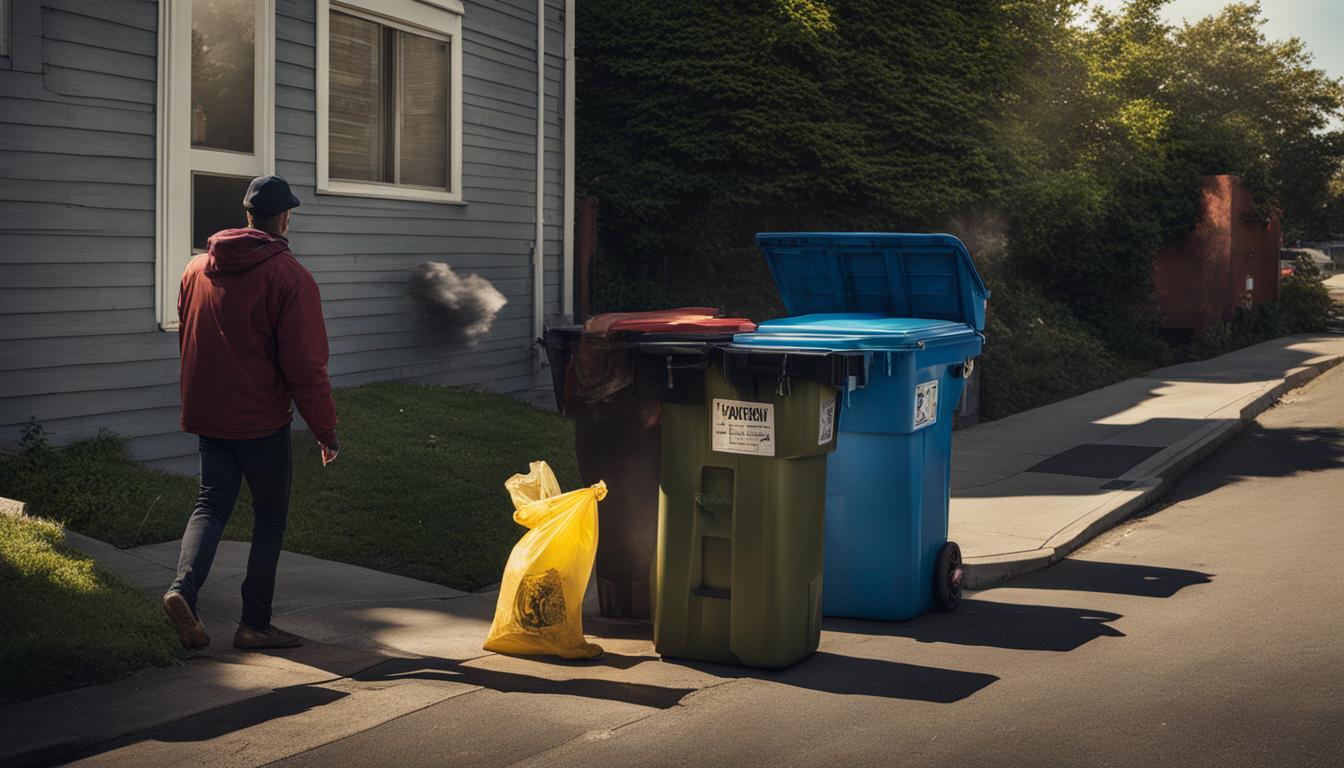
[577,1,1344,417]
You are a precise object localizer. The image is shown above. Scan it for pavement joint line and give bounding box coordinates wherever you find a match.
[70,653,486,768]
[1039,486,1133,548]
[272,592,476,618]
[252,684,492,768]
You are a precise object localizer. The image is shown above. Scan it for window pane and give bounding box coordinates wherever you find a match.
[398,31,449,189]
[329,11,386,183]
[1,0,10,58]
[191,0,255,153]
[192,174,251,251]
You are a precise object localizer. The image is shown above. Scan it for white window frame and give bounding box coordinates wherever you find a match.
[316,0,464,204]
[155,0,276,330]
[0,0,10,59]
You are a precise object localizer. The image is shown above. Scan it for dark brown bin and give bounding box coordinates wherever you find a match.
[541,310,755,619]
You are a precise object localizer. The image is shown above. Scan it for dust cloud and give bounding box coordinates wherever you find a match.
[407,262,508,345]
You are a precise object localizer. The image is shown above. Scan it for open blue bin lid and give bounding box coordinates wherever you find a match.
[734,314,978,351]
[756,233,989,332]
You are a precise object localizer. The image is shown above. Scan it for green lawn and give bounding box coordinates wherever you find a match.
[0,383,580,591]
[0,513,180,704]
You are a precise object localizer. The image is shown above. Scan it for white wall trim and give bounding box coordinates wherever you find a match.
[316,0,463,204]
[153,0,173,331]
[320,180,468,205]
[155,0,277,332]
[533,0,546,365]
[562,0,574,319]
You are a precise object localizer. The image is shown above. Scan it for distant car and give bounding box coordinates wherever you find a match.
[1281,248,1333,278]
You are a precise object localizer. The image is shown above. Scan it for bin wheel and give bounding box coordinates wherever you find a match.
[934,541,964,611]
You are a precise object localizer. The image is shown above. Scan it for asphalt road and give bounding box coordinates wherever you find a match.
[259,366,1344,767]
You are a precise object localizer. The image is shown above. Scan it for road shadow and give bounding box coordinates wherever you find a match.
[668,652,998,704]
[826,599,1124,652]
[349,654,692,709]
[1007,560,1213,598]
[1156,424,1344,507]
[67,653,689,763]
[358,648,997,705]
[71,683,351,762]
[580,619,998,702]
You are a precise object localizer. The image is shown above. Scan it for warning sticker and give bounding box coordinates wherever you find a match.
[711,398,776,456]
[914,380,939,429]
[818,396,836,445]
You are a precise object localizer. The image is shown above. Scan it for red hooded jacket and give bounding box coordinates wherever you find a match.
[178,228,338,445]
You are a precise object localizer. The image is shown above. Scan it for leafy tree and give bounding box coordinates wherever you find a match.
[1163,3,1344,241]
[576,0,1344,416]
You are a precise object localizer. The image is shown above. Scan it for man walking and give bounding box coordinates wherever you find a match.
[162,175,340,651]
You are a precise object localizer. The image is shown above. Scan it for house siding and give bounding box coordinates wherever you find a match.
[0,0,571,472]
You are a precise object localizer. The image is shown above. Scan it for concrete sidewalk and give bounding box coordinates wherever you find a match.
[953,333,1344,586]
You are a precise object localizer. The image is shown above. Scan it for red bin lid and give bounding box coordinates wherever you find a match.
[583,308,756,335]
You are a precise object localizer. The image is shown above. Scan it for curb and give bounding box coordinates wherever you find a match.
[3,737,93,768]
[962,352,1344,591]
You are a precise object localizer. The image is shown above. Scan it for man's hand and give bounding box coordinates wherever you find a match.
[321,436,341,466]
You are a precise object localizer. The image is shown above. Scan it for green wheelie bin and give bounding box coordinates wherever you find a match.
[647,342,863,668]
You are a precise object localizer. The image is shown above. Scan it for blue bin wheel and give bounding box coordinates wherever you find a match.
[934,541,964,611]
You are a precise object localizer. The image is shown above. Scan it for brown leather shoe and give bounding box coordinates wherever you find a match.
[233,623,303,650]
[162,591,210,651]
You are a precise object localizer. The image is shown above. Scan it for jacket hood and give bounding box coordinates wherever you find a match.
[204,228,290,275]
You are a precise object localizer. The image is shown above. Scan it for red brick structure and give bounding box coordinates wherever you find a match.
[1154,175,1282,330]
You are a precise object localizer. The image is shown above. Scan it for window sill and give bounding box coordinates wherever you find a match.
[318,180,467,206]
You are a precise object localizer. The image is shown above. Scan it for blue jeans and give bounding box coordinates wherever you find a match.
[169,425,292,631]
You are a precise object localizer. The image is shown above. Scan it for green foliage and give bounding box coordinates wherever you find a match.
[1179,256,1333,359]
[1278,256,1334,333]
[578,0,1043,315]
[0,514,180,704]
[0,384,580,591]
[994,0,1199,327]
[1319,168,1344,238]
[0,431,201,548]
[1165,4,1344,241]
[579,0,1344,418]
[976,260,1154,420]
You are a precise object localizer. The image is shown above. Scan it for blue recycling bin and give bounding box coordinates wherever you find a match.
[739,233,988,621]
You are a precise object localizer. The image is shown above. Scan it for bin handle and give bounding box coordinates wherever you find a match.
[952,357,976,379]
[665,353,709,389]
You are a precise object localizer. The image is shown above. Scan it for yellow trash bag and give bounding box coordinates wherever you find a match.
[483,461,606,659]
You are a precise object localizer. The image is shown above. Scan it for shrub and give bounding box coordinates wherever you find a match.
[977,265,1154,420]
[0,430,198,547]
[1278,256,1333,333]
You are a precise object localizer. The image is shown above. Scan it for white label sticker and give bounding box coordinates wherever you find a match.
[711,398,776,456]
[914,380,939,429]
[818,396,836,445]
